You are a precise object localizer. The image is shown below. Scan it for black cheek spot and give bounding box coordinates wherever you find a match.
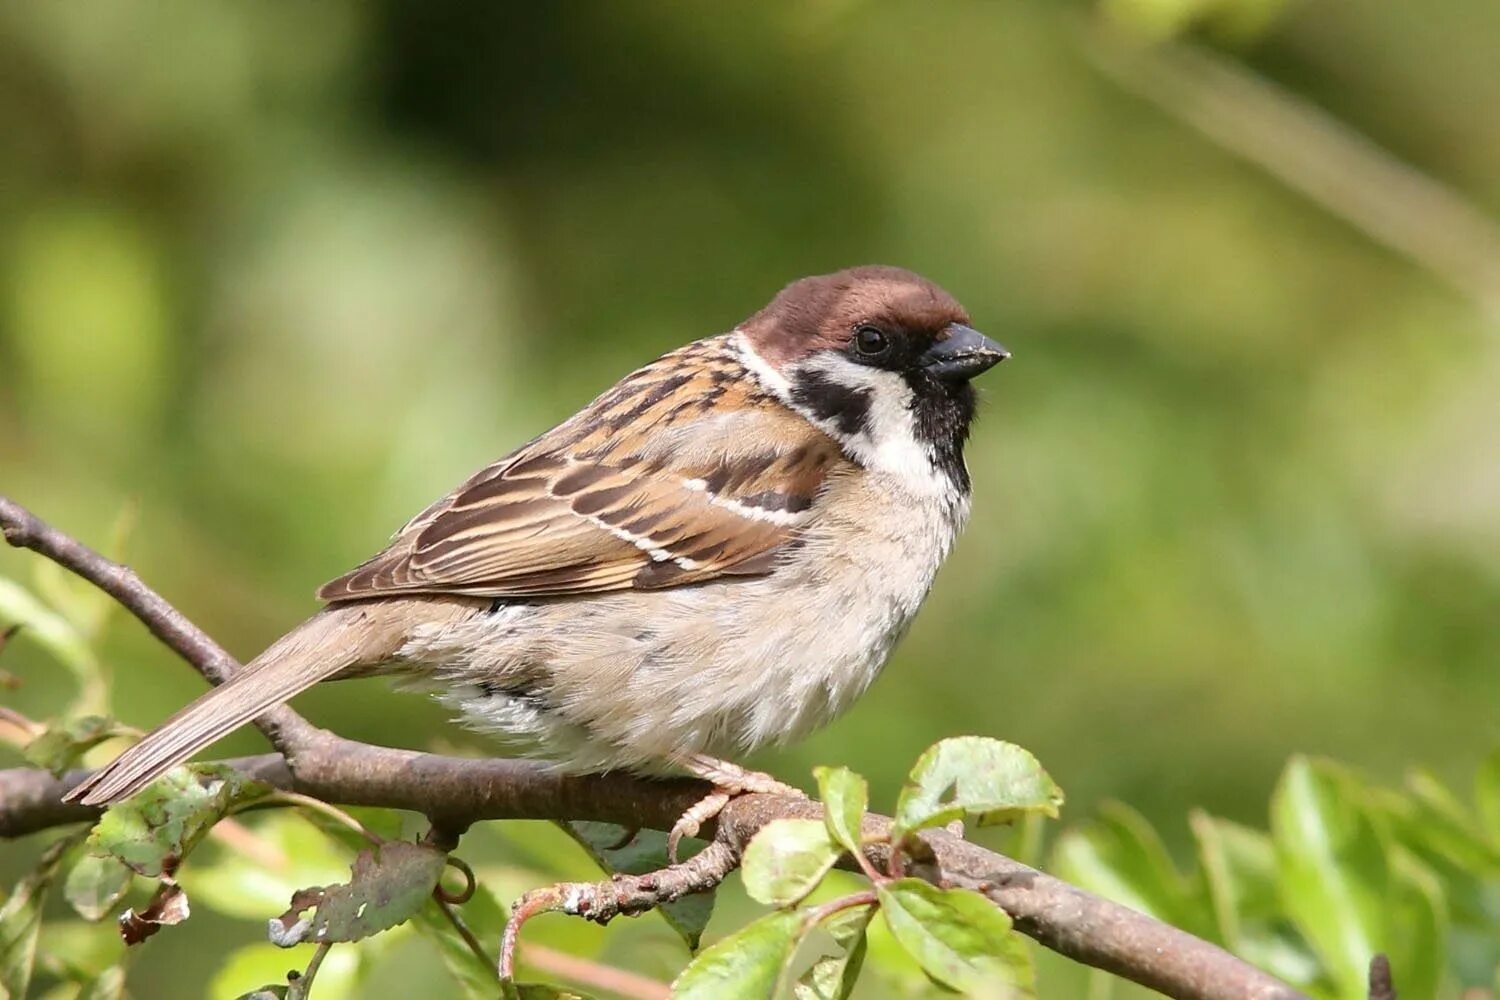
[789,369,872,437]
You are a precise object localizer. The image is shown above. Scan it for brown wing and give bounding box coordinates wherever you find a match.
[317,337,847,602]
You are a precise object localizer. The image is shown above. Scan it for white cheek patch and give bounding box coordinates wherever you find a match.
[789,355,951,494]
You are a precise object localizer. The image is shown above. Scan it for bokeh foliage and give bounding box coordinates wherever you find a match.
[3,0,1500,996]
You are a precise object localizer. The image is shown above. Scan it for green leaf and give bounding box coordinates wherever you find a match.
[64,854,135,921]
[1270,757,1388,999]
[1053,801,1211,936]
[875,879,1033,995]
[813,766,868,858]
[23,715,133,776]
[1386,853,1446,1000]
[270,841,447,947]
[742,819,841,908]
[566,821,714,949]
[672,909,802,1000]
[88,763,270,878]
[410,884,508,995]
[794,903,872,1000]
[1475,749,1500,845]
[892,737,1063,841]
[1400,768,1500,872]
[1190,809,1321,985]
[1,832,85,997]
[0,577,106,713]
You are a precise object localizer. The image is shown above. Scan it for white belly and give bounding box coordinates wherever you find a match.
[402,471,969,773]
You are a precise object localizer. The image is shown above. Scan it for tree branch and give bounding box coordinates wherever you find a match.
[0,497,317,753]
[0,496,1306,1000]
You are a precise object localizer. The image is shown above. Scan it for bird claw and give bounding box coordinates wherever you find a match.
[666,757,807,863]
[668,791,731,864]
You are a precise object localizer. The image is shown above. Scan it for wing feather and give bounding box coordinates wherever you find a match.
[317,337,848,602]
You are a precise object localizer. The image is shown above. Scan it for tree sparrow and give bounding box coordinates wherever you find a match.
[67,266,1009,849]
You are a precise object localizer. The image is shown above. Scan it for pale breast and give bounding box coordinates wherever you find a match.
[401,466,969,773]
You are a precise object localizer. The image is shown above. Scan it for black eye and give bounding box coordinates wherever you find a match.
[853,325,889,357]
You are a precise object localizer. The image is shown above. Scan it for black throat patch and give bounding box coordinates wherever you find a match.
[905,373,977,492]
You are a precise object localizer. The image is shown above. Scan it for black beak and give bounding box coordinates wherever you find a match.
[920,324,1010,381]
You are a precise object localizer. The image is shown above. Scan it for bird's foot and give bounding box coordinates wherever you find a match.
[667,755,805,863]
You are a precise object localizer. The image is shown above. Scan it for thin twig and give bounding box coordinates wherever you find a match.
[0,496,318,752]
[251,790,383,846]
[500,840,739,980]
[287,942,331,1000]
[801,890,878,930]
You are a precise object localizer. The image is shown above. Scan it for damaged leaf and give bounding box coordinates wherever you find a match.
[893,738,1063,842]
[119,878,191,945]
[270,841,447,947]
[89,763,270,878]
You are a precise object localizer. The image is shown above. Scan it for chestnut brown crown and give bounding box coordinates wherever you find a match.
[739,265,972,366]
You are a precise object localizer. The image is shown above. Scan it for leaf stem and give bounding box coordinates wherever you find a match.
[802,890,878,932]
[249,791,383,846]
[287,942,331,1000]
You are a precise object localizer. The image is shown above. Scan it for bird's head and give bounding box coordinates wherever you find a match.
[736,265,1007,492]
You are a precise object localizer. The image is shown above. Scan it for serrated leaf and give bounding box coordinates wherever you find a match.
[875,879,1033,996]
[1,832,86,996]
[813,767,868,858]
[410,884,508,995]
[1270,757,1388,999]
[794,903,872,1000]
[270,841,447,947]
[88,764,270,878]
[64,854,134,921]
[566,821,713,949]
[24,715,132,776]
[742,819,840,908]
[672,909,802,999]
[892,738,1063,841]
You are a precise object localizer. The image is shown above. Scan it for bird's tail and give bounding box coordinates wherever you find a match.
[65,602,402,807]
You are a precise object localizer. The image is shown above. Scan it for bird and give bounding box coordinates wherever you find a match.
[65,265,1009,852]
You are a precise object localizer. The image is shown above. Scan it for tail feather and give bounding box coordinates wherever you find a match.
[66,605,388,806]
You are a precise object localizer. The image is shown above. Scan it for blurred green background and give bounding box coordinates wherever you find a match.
[3,1,1499,996]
